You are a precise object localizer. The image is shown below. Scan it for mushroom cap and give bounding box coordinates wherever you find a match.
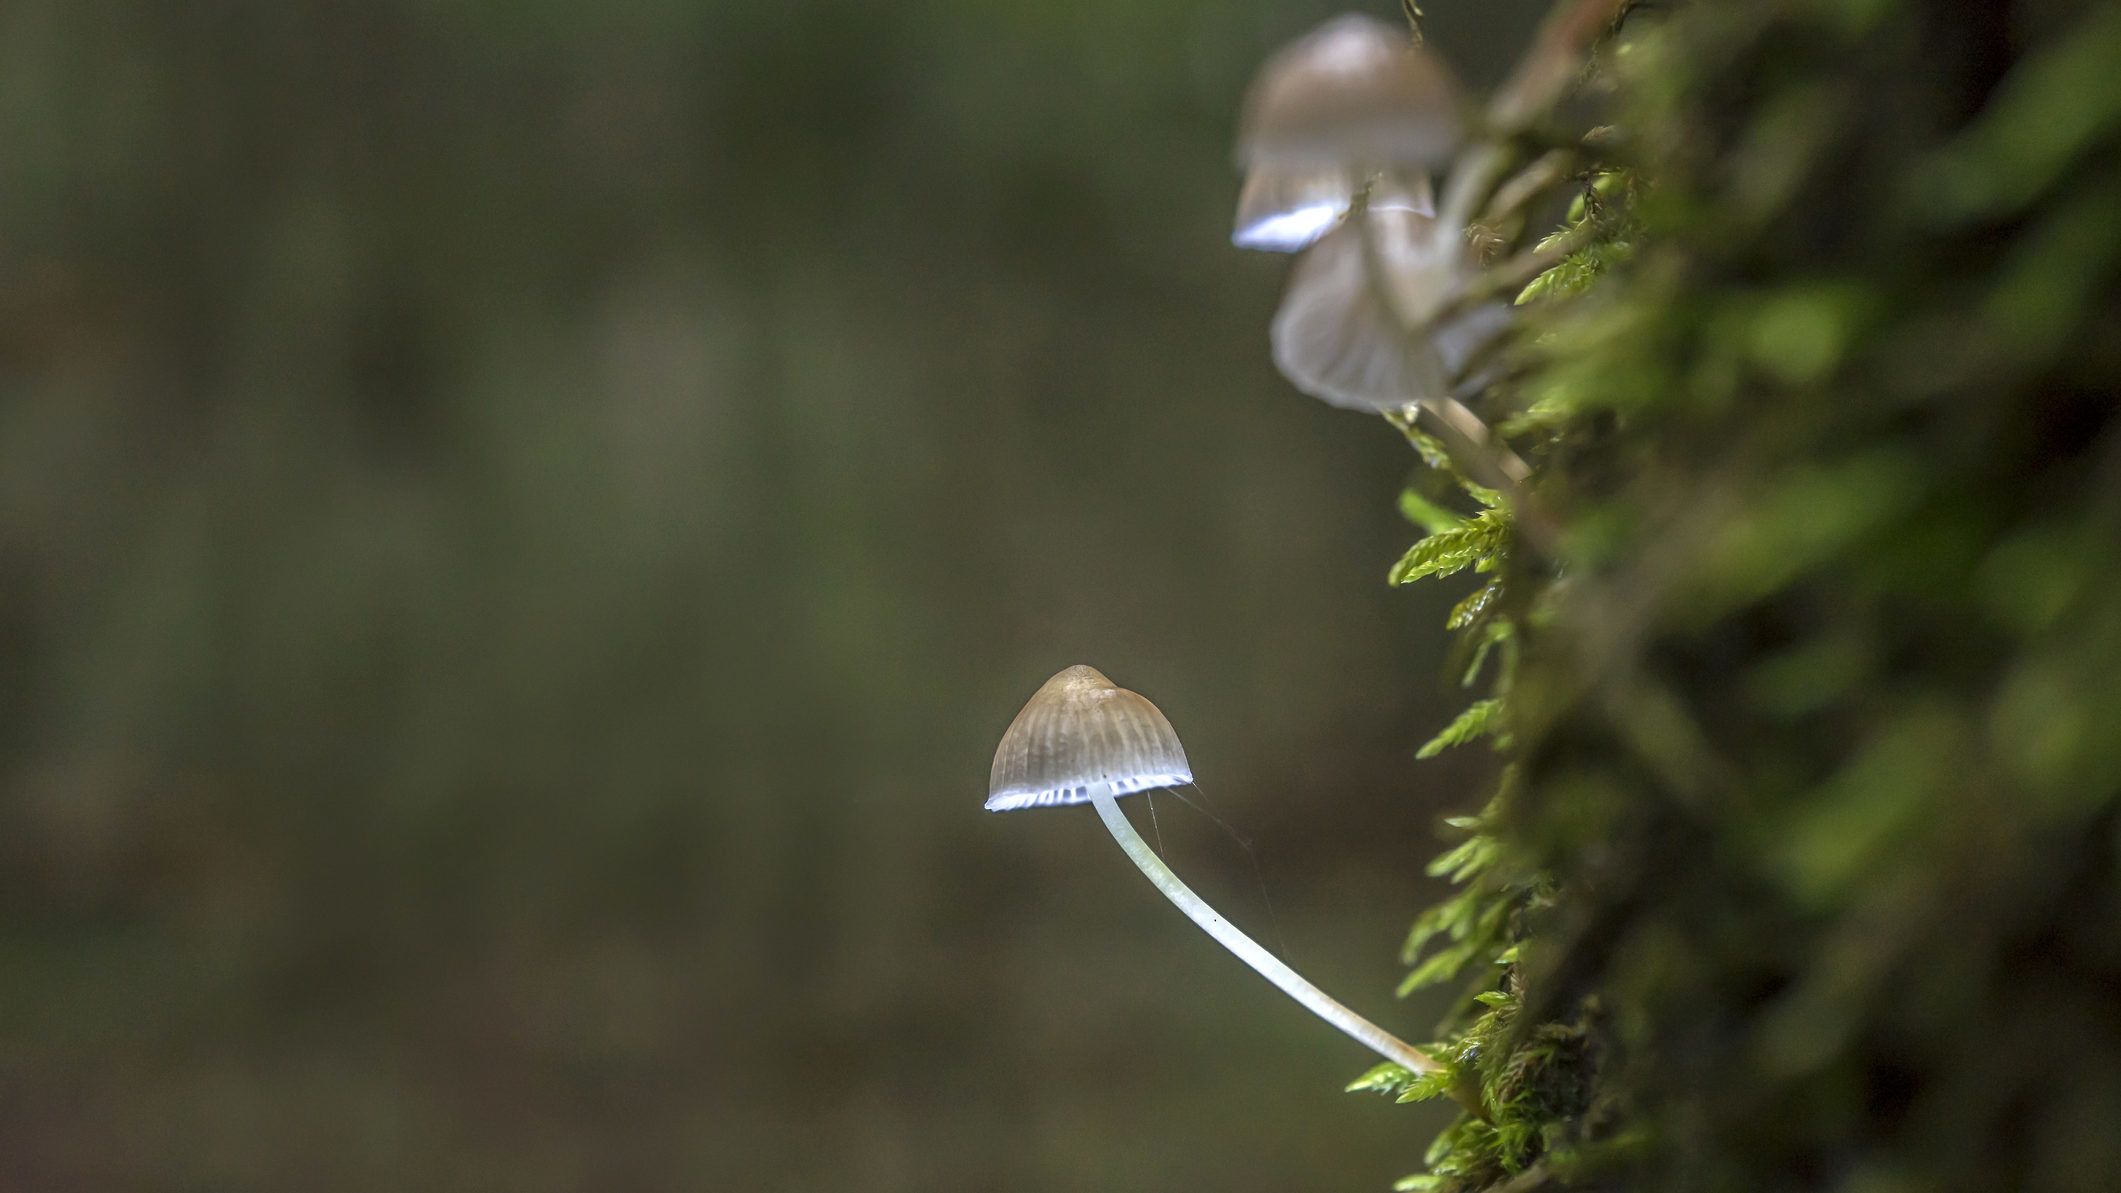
[1269,206,1509,412]
[1237,14,1464,171]
[986,665,1194,812]
[1232,168,1431,254]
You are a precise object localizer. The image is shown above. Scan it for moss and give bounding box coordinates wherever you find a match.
[1385,1,2121,1188]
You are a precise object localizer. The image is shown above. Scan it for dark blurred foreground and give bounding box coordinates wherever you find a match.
[0,2,1547,1189]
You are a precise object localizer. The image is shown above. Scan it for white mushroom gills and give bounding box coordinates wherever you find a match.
[987,664,1442,1075]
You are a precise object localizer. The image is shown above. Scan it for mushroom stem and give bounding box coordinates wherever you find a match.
[1090,792,1442,1075]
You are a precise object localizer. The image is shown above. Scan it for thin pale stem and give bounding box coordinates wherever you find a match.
[1090,793,1441,1075]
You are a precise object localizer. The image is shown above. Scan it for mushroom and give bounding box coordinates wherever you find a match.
[1232,14,1461,255]
[987,664,1441,1076]
[1269,203,1509,412]
[1227,17,1503,411]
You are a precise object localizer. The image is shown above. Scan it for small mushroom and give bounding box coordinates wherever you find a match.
[1230,15,1459,256]
[987,664,1441,1075]
[1269,203,1508,412]
[1236,14,1464,174]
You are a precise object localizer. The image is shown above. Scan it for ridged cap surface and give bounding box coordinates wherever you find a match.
[985,665,1194,812]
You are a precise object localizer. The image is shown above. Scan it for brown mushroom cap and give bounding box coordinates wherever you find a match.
[1237,14,1464,171]
[985,665,1194,811]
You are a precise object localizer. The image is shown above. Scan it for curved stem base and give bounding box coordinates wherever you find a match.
[1090,792,1441,1075]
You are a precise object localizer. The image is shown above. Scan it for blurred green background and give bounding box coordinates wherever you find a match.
[0,1,1544,1188]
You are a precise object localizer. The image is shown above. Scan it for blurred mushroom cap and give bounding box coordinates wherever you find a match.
[1232,168,1432,253]
[1237,14,1464,171]
[1232,165,1354,252]
[986,665,1194,811]
[1269,207,1509,412]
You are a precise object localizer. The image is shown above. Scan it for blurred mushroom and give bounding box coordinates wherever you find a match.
[987,664,1441,1075]
[1269,204,1508,412]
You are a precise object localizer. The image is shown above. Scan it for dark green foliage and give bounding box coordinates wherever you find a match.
[1378,401,1590,1189]
[1381,0,2121,1189]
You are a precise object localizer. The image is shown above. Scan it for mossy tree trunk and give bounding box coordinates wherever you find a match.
[1383,2,2121,1190]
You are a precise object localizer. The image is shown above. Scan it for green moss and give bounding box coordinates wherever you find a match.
[1378,1,2121,1189]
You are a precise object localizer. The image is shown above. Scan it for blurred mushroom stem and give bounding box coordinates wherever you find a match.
[1420,398,1531,487]
[1089,793,1447,1078]
[1339,199,1556,551]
